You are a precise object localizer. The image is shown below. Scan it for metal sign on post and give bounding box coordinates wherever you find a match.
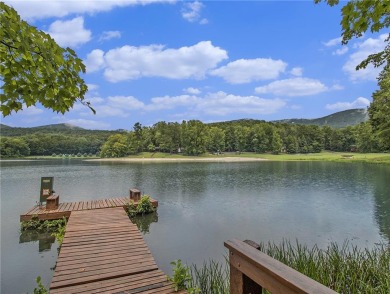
[40,177,54,203]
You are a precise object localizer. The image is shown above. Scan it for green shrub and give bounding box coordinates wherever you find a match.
[33,276,48,294]
[21,216,66,232]
[168,260,200,293]
[51,222,66,246]
[125,195,156,217]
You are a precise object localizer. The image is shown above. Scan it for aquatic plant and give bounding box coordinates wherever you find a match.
[21,216,67,232]
[33,276,48,294]
[168,259,200,293]
[258,240,390,293]
[125,195,156,217]
[51,221,67,246]
[185,240,389,293]
[189,259,229,294]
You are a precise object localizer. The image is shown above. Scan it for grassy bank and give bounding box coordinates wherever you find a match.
[114,151,390,165]
[4,151,390,165]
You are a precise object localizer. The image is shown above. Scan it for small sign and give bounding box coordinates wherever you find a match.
[40,177,54,203]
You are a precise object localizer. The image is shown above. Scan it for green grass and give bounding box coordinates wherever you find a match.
[188,240,390,293]
[11,151,390,165]
[258,240,390,293]
[234,151,390,164]
[126,151,390,165]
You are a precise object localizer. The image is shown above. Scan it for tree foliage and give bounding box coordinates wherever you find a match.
[0,2,90,116]
[1,119,389,159]
[315,0,389,70]
[315,0,389,146]
[369,66,390,146]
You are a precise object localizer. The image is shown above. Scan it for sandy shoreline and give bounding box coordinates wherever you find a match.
[86,157,268,163]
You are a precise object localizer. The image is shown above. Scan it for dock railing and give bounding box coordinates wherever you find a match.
[224,239,338,294]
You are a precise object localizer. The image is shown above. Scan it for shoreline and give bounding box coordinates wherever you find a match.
[86,156,269,163]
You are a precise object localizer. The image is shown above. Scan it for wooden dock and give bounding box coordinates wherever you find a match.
[50,207,184,294]
[20,197,158,222]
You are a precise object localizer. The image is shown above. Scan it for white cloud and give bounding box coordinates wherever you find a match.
[107,96,145,109]
[47,17,91,47]
[326,97,370,111]
[78,91,285,118]
[333,47,349,56]
[330,84,344,91]
[63,119,110,130]
[99,31,121,42]
[199,18,208,25]
[88,96,145,118]
[196,92,286,116]
[323,37,342,47]
[184,87,201,94]
[343,34,387,81]
[89,41,227,82]
[21,104,44,116]
[290,67,303,77]
[87,84,99,91]
[145,95,200,111]
[255,78,328,97]
[210,58,287,84]
[182,1,207,24]
[85,49,106,73]
[5,0,175,20]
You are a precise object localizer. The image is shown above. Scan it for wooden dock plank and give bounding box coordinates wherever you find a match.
[50,270,169,294]
[50,207,178,293]
[20,197,157,221]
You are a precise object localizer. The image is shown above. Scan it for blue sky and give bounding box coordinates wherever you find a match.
[2,0,386,130]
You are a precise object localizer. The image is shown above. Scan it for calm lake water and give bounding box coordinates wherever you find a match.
[1,159,389,293]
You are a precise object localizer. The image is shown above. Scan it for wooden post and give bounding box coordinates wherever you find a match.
[230,244,262,294]
[46,195,59,210]
[129,189,141,201]
[225,239,338,294]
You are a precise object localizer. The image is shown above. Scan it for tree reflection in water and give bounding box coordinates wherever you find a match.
[19,230,56,252]
[129,212,158,234]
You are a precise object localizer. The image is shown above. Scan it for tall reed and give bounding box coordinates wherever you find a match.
[188,240,389,293]
[259,240,390,293]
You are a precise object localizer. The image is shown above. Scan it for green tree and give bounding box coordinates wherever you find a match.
[181,120,208,155]
[355,122,380,152]
[0,137,30,157]
[285,135,299,154]
[369,67,390,146]
[315,0,389,71]
[271,130,283,154]
[0,2,90,116]
[100,134,130,158]
[315,0,389,146]
[208,127,225,153]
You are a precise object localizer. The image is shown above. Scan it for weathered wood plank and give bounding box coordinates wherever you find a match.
[225,239,337,294]
[50,206,177,293]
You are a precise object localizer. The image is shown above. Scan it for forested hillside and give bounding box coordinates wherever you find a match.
[0,124,122,158]
[1,109,387,158]
[273,109,368,128]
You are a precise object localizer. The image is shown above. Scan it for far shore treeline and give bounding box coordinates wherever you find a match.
[1,118,389,158]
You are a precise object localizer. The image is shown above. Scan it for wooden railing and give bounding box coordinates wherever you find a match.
[224,239,338,294]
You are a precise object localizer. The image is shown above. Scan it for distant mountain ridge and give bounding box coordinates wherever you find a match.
[272,108,368,128]
[0,123,119,136]
[0,109,369,135]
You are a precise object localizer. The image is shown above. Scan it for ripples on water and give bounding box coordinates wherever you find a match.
[1,159,389,293]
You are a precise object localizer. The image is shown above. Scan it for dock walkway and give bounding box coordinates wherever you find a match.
[50,207,183,294]
[20,197,158,222]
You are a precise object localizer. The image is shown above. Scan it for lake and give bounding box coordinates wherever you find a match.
[1,159,389,293]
